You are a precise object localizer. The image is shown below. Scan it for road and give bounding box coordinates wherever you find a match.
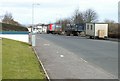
[35,34,118,79]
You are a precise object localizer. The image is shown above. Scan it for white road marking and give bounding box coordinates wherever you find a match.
[81,58,88,63]
[33,48,50,81]
[44,44,50,46]
[60,55,64,58]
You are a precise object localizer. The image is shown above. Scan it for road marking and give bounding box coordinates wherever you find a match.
[56,51,59,53]
[81,58,88,63]
[32,48,51,81]
[60,55,64,58]
[44,44,50,46]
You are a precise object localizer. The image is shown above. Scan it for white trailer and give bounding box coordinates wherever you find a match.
[85,23,108,39]
[37,26,42,33]
[42,26,47,33]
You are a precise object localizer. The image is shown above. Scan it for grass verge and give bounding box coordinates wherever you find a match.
[0,38,2,80]
[2,38,46,80]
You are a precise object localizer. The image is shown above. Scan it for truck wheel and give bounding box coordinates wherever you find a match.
[67,33,70,36]
[89,36,92,39]
[73,32,78,36]
[104,36,108,40]
[64,32,68,36]
[77,32,80,36]
[65,32,70,36]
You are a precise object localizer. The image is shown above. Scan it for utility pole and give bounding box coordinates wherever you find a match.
[32,3,40,32]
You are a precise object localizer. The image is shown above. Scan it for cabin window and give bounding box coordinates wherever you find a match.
[87,25,89,30]
[91,25,93,30]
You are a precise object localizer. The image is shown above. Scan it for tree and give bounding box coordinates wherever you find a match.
[72,9,84,24]
[61,18,71,31]
[104,19,118,38]
[2,12,13,24]
[83,9,98,23]
[2,12,20,26]
[104,19,115,23]
[71,8,98,23]
[55,8,99,31]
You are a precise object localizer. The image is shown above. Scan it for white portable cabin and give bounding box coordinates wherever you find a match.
[85,23,108,39]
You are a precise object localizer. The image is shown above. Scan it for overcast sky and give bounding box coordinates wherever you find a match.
[0,0,119,25]
[118,1,120,23]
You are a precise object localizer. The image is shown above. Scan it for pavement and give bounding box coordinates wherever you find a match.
[34,34,118,79]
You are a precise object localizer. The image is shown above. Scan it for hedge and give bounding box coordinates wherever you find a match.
[0,23,28,31]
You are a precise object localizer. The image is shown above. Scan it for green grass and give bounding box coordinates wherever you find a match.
[0,39,2,80]
[2,38,46,80]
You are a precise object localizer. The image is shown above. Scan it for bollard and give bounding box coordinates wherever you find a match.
[29,33,32,44]
[32,34,36,46]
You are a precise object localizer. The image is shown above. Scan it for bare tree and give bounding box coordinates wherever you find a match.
[2,12,20,25]
[60,18,71,31]
[104,19,118,38]
[72,9,84,24]
[2,12,13,24]
[104,19,115,23]
[55,8,99,31]
[83,9,98,23]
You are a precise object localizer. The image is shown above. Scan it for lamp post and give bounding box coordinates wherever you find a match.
[32,3,40,33]
[118,1,120,23]
[31,3,40,46]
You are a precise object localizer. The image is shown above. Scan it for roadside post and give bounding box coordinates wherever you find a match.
[31,3,40,47]
[31,32,36,46]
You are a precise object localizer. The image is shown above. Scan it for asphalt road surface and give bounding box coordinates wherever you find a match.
[35,34,118,79]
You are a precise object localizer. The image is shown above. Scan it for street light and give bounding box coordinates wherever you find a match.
[32,3,40,33]
[31,3,40,46]
[118,1,120,23]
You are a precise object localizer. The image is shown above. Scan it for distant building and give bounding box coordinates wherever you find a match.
[27,26,32,32]
[31,24,48,34]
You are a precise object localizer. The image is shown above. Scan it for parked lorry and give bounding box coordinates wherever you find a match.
[65,23,86,36]
[47,24,56,34]
[54,24,62,34]
[47,23,62,34]
[85,23,108,39]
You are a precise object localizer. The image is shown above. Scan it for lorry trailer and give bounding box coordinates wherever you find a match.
[65,23,86,36]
